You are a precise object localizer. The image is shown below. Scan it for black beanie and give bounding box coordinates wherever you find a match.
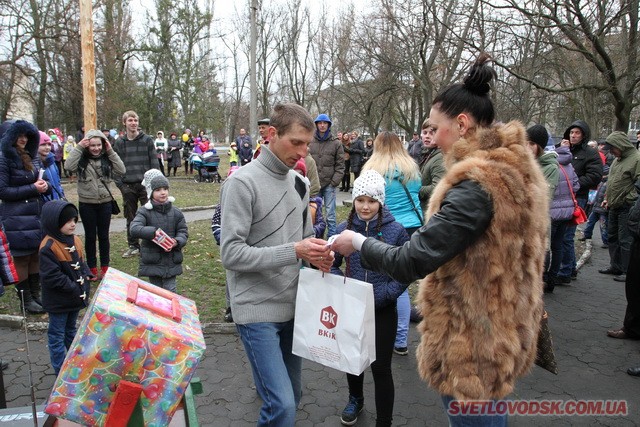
[58,204,78,228]
[526,125,549,150]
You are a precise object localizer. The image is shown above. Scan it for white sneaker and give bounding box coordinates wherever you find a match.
[122,247,140,258]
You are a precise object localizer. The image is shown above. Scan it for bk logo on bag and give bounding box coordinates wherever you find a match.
[320,306,337,329]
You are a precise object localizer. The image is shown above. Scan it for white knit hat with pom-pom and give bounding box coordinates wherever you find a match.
[352,170,386,205]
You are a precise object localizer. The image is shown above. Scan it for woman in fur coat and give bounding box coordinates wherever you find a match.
[331,54,548,426]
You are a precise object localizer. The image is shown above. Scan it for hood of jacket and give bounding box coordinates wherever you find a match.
[538,151,558,169]
[554,145,573,165]
[606,131,636,157]
[563,120,591,144]
[41,200,77,245]
[0,120,40,164]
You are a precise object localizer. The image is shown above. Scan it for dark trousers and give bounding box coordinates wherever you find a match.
[79,202,113,268]
[119,182,147,248]
[623,239,640,337]
[341,159,351,190]
[545,219,569,280]
[346,302,397,426]
[608,204,632,273]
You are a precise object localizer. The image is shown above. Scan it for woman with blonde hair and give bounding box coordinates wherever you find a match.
[363,131,422,356]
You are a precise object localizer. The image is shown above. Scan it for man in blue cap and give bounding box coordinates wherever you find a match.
[309,114,344,237]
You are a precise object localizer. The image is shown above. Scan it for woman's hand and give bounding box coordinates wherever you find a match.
[79,138,90,148]
[331,230,357,256]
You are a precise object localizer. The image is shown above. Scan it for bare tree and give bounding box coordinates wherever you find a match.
[489,0,640,132]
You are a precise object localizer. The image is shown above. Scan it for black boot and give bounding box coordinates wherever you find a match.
[15,280,44,314]
[543,276,556,294]
[28,274,42,306]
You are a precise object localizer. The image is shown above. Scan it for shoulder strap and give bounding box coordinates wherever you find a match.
[88,162,116,200]
[400,181,423,225]
[558,165,578,208]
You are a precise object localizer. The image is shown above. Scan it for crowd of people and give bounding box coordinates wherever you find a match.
[1,51,640,426]
[0,111,188,378]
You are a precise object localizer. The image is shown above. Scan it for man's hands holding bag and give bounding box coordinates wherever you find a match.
[295,237,334,272]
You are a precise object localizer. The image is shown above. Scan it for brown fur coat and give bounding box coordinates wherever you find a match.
[416,121,548,400]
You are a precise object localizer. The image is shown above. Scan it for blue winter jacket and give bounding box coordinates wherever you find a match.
[383,168,423,229]
[41,152,65,202]
[0,120,51,256]
[331,206,410,309]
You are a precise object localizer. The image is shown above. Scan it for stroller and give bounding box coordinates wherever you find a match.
[189,152,222,183]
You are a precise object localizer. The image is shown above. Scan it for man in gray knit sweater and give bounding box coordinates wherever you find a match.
[221,103,333,426]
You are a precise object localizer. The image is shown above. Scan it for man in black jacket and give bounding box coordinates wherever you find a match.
[557,120,603,282]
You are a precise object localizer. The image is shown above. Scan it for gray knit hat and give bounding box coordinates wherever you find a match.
[143,169,174,208]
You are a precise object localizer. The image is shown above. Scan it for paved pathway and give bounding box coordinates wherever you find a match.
[1,201,638,425]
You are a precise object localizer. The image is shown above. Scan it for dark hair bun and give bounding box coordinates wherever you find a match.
[463,53,496,96]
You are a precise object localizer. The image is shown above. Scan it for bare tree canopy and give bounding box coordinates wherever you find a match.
[1,0,638,138]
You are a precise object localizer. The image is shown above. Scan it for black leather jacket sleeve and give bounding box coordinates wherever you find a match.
[360,180,493,284]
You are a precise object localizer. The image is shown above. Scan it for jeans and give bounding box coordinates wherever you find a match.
[395,226,419,348]
[148,276,177,293]
[441,396,507,427]
[319,185,337,237]
[608,204,632,273]
[79,202,113,269]
[119,182,147,248]
[545,219,569,280]
[237,320,301,426]
[395,290,410,348]
[48,310,79,375]
[583,210,608,243]
[559,197,587,278]
[347,303,397,426]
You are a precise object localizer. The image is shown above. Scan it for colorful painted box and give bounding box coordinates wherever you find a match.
[45,268,206,427]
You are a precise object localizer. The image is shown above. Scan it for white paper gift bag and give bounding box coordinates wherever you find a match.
[292,267,376,375]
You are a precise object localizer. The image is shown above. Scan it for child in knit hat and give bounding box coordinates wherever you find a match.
[330,170,410,425]
[129,169,188,293]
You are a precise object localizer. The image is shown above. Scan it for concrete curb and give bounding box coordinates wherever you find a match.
[0,313,238,334]
[181,205,215,212]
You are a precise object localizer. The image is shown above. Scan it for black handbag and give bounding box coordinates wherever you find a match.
[535,310,558,374]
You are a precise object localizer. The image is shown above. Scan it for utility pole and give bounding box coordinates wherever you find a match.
[79,0,97,130]
[249,0,257,146]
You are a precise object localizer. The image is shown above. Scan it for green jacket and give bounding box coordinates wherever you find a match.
[605,132,640,209]
[419,147,445,212]
[538,151,559,202]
